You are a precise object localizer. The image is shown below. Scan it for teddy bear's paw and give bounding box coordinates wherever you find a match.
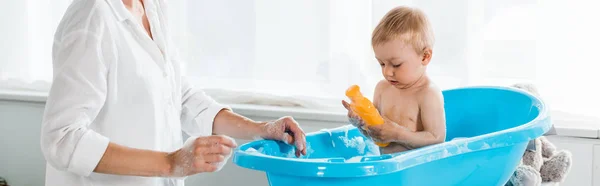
[539,136,557,158]
[522,148,543,171]
[541,150,573,182]
[523,138,544,170]
[510,165,542,186]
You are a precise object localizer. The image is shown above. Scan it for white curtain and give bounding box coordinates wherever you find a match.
[1,0,598,117]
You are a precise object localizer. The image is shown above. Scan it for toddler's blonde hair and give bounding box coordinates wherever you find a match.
[372,6,434,55]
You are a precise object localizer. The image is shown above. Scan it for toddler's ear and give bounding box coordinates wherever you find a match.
[421,48,433,65]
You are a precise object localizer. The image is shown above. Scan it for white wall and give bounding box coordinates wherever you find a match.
[0,99,596,186]
[0,100,47,186]
[0,99,342,186]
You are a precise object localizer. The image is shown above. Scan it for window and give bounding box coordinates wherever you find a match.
[0,0,69,90]
[1,0,598,118]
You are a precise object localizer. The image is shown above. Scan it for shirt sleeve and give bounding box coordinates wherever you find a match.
[173,50,229,137]
[179,78,230,137]
[40,30,111,177]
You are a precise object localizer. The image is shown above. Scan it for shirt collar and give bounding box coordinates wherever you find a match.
[105,0,132,22]
[105,0,158,22]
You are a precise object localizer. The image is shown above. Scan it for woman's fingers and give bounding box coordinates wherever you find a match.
[281,133,295,145]
[203,154,226,163]
[195,143,232,156]
[279,117,307,156]
[282,118,307,156]
[194,162,218,173]
[195,135,237,148]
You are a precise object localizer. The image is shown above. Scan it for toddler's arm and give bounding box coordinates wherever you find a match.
[388,88,446,149]
[363,87,445,150]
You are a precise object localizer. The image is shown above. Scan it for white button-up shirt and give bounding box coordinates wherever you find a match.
[40,0,228,185]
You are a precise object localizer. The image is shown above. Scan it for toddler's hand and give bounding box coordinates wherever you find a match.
[341,100,365,127]
[341,100,371,137]
[363,118,405,144]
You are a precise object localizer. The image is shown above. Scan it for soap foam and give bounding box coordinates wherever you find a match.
[365,140,381,156]
[441,149,452,158]
[345,156,363,163]
[339,136,367,154]
[481,142,491,150]
[457,143,472,153]
[304,142,315,158]
[319,128,336,148]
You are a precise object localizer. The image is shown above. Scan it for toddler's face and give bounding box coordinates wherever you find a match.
[373,39,430,89]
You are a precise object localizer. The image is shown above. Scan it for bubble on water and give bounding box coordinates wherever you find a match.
[481,142,491,150]
[245,147,259,153]
[304,142,315,158]
[339,136,367,154]
[491,143,506,148]
[365,140,381,156]
[281,134,289,144]
[297,140,305,152]
[457,143,472,153]
[344,128,349,139]
[284,150,296,158]
[441,149,451,158]
[423,154,436,162]
[320,128,336,148]
[345,156,363,163]
[245,147,265,155]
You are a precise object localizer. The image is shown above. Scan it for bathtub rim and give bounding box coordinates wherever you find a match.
[232,86,552,178]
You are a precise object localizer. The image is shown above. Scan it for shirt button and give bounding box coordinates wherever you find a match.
[166,101,173,110]
[166,94,173,105]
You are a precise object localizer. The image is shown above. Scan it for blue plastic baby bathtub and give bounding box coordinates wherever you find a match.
[233,86,552,186]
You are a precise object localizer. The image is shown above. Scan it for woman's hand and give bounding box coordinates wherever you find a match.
[259,116,307,157]
[167,135,237,177]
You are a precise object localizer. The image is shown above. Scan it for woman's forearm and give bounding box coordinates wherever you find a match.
[93,142,172,177]
[212,109,267,140]
[94,109,268,177]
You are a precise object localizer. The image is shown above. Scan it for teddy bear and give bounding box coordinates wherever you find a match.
[0,176,8,186]
[505,83,573,186]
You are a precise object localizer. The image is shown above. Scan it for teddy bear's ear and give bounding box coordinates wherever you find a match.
[511,83,540,97]
[511,83,557,136]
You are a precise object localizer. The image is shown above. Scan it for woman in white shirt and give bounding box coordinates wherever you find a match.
[40,0,307,185]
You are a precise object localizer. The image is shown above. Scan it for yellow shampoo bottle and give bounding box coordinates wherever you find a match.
[345,85,389,147]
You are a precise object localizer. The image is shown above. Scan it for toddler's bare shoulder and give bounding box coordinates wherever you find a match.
[374,80,392,98]
[375,80,391,90]
[419,85,444,105]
